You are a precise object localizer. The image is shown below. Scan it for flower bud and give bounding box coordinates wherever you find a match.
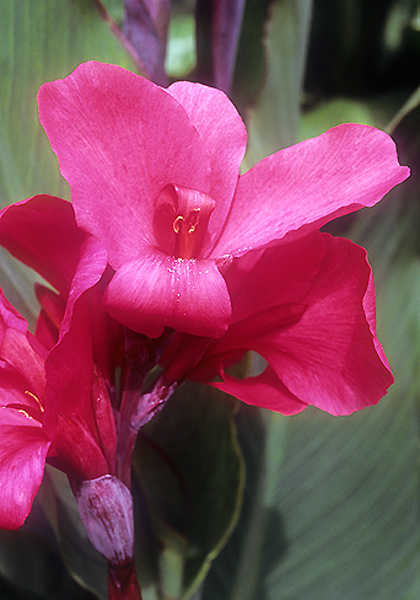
[76,475,134,565]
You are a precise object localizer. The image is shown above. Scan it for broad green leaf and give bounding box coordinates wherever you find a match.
[166,12,196,78]
[231,0,271,111]
[132,384,244,600]
[203,377,420,599]
[0,476,90,600]
[245,0,313,166]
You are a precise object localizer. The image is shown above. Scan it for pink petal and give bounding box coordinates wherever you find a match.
[44,237,108,436]
[189,233,392,415]
[0,290,46,401]
[226,232,324,324]
[167,81,247,254]
[57,236,108,342]
[211,365,307,415]
[37,61,211,268]
[103,248,231,338]
[0,288,28,339]
[53,413,110,481]
[166,234,322,383]
[0,195,85,295]
[212,124,410,257]
[254,235,393,415]
[0,408,51,529]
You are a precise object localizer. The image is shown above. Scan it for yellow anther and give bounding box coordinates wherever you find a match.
[173,215,184,234]
[25,390,44,412]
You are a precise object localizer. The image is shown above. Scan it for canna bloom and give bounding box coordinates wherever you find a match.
[37,61,409,342]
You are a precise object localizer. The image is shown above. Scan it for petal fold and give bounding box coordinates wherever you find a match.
[103,249,231,338]
[0,195,85,295]
[211,365,307,415]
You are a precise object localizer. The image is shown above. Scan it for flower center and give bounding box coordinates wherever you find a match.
[154,184,216,259]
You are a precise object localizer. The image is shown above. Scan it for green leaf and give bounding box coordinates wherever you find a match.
[0,475,92,599]
[203,393,420,599]
[244,0,313,166]
[132,383,244,600]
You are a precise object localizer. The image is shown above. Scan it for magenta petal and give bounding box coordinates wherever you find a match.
[258,235,393,415]
[213,124,410,257]
[0,290,46,400]
[0,195,85,295]
[167,81,247,254]
[44,237,108,435]
[38,62,211,268]
[58,236,108,342]
[211,365,307,415]
[103,249,231,338]
[0,409,51,529]
[226,232,324,324]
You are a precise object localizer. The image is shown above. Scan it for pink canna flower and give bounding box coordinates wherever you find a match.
[37,61,410,342]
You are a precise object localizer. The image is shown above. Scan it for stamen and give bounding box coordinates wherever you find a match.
[173,215,184,234]
[154,184,216,259]
[25,390,45,412]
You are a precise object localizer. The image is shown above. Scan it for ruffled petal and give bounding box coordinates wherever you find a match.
[211,365,307,415]
[167,81,247,254]
[0,195,85,295]
[38,61,211,268]
[212,124,410,257]
[0,408,51,529]
[103,249,231,338]
[190,233,392,415]
[253,235,393,415]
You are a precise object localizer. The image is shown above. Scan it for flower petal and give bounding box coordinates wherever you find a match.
[44,236,108,436]
[253,235,393,415]
[190,234,323,375]
[191,233,392,415]
[211,365,307,415]
[226,232,324,324]
[103,249,231,338]
[0,195,85,295]
[0,290,46,401]
[0,408,51,529]
[212,124,410,257]
[37,61,211,268]
[167,81,247,254]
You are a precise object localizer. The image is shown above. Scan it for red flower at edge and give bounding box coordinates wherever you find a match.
[0,197,117,529]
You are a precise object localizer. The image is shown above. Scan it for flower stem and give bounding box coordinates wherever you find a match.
[116,328,173,487]
[108,561,142,600]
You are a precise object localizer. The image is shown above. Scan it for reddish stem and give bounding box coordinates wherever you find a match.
[108,561,142,600]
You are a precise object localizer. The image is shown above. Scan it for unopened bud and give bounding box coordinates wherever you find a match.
[76,475,134,565]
